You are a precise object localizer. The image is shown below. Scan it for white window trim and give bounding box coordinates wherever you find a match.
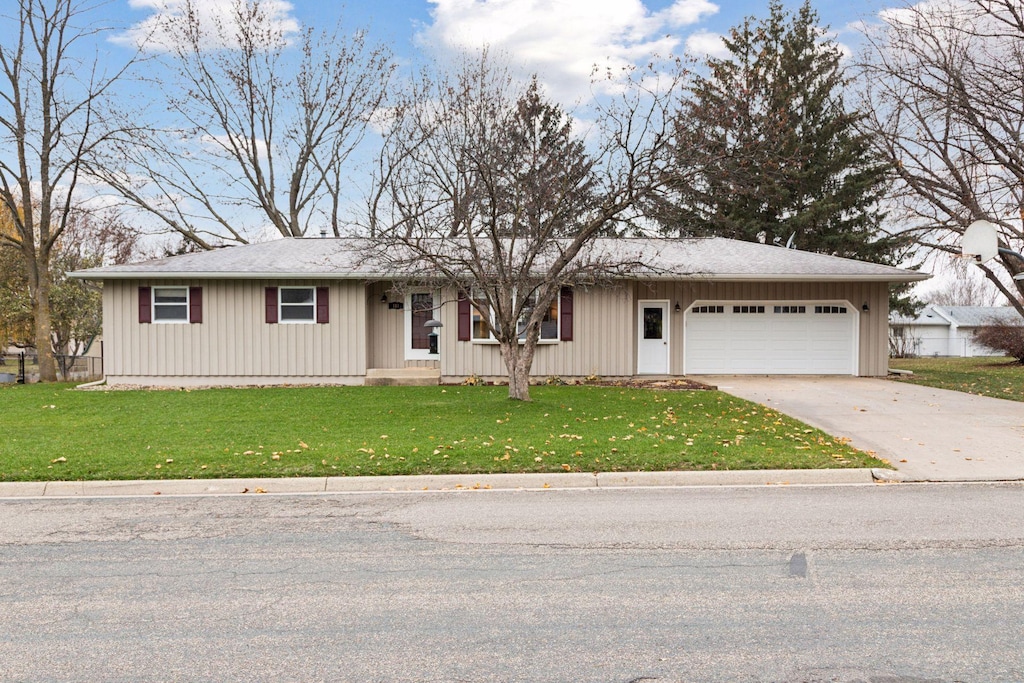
[405,289,440,360]
[152,286,190,324]
[279,286,317,324]
[471,289,560,345]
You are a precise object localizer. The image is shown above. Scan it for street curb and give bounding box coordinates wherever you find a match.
[0,468,885,498]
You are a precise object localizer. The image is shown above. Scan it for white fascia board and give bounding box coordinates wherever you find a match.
[638,272,932,283]
[72,270,931,284]
[69,271,388,281]
[927,306,958,327]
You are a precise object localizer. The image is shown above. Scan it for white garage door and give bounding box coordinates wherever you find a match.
[684,302,857,375]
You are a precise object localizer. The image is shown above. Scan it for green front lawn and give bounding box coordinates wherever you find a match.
[889,356,1024,401]
[0,383,884,482]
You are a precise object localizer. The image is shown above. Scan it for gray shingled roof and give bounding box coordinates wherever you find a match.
[71,236,929,283]
[893,305,1023,327]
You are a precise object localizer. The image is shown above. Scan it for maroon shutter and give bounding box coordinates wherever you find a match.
[265,287,278,324]
[560,286,573,341]
[316,286,329,324]
[457,291,471,341]
[138,287,152,324]
[188,287,203,324]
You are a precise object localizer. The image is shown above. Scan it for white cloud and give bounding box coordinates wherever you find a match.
[116,0,300,51]
[657,0,719,27]
[684,30,727,59]
[417,0,718,103]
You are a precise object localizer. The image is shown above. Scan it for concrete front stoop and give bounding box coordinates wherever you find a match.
[365,367,441,387]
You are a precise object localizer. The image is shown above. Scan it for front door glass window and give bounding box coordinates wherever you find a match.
[643,307,663,340]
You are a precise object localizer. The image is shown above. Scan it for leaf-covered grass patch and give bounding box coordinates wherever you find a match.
[0,383,885,481]
[889,356,1024,402]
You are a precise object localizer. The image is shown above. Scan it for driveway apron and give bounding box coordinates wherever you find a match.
[706,376,1024,482]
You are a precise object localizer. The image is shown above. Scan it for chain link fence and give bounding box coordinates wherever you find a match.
[0,352,103,383]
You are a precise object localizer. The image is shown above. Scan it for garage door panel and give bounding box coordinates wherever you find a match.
[685,303,856,375]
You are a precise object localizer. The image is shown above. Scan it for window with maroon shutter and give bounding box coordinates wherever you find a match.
[189,287,203,324]
[457,292,471,341]
[138,287,152,323]
[316,287,329,324]
[265,287,279,323]
[150,286,189,322]
[559,287,573,341]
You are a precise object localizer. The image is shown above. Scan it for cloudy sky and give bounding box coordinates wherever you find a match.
[113,0,889,103]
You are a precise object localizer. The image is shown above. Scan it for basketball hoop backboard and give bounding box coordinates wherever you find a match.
[962,220,998,263]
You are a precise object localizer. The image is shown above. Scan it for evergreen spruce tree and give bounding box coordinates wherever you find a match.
[661,1,898,262]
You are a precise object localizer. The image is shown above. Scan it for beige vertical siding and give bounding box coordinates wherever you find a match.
[105,279,366,382]
[654,280,891,377]
[105,277,893,384]
[438,279,891,380]
[440,284,634,380]
[364,282,440,369]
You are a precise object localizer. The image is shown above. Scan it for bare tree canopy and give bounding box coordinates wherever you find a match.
[92,0,395,248]
[924,258,1005,307]
[370,52,686,400]
[857,0,1024,316]
[0,0,134,381]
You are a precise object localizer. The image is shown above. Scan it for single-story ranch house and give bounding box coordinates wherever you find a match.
[890,305,1022,357]
[72,237,928,387]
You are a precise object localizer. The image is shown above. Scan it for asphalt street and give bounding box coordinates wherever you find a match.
[1,483,1022,682]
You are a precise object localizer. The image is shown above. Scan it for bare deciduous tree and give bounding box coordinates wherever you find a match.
[93,0,394,247]
[0,0,133,381]
[369,53,686,401]
[856,0,1024,316]
[974,322,1024,363]
[925,257,1005,307]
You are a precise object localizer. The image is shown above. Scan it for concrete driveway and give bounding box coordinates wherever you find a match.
[706,375,1024,482]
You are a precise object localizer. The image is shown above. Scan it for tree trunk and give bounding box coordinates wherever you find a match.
[500,339,536,401]
[29,255,58,382]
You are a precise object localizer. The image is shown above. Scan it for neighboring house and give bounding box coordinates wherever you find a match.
[71,237,927,387]
[890,305,1023,358]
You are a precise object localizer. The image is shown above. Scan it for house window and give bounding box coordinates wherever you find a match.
[691,305,724,314]
[280,287,316,322]
[815,305,847,314]
[733,305,765,314]
[517,293,559,341]
[410,293,434,350]
[471,291,491,341]
[774,305,807,314]
[153,287,188,322]
[472,290,558,342]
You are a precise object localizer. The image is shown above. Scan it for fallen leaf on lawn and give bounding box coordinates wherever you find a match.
[561,464,571,471]
[51,457,67,463]
[271,454,281,460]
[298,441,309,449]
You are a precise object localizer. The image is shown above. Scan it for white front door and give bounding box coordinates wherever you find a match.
[637,300,670,374]
[404,290,438,360]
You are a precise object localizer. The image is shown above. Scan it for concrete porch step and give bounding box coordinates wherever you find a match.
[365,367,441,386]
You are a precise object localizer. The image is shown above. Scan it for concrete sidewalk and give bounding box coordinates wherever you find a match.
[0,468,881,498]
[709,375,1024,482]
